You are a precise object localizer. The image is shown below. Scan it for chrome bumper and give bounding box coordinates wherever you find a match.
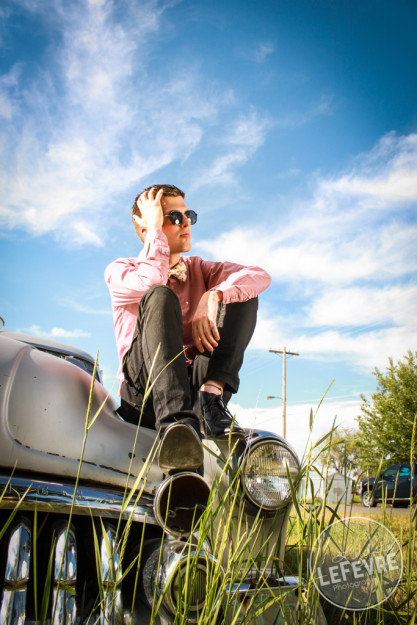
[225,577,327,625]
[0,473,156,523]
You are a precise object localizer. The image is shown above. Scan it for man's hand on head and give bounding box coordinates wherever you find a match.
[134,187,164,231]
[192,290,222,353]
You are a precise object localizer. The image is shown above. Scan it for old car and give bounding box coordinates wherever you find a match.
[358,463,417,507]
[0,329,326,624]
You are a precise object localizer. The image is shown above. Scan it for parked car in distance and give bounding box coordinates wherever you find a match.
[358,463,417,507]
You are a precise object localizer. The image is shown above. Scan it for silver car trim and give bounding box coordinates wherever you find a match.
[0,517,32,625]
[227,575,301,593]
[0,474,156,523]
[52,523,78,625]
[100,522,123,625]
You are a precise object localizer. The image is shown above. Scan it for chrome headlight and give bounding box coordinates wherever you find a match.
[240,439,299,510]
[142,540,222,623]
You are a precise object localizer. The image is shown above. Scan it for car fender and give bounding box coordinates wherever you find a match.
[0,335,164,493]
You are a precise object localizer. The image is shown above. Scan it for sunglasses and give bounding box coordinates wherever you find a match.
[164,210,198,226]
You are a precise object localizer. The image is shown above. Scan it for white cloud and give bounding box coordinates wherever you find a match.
[200,228,384,285]
[229,398,361,460]
[275,94,334,129]
[305,284,417,328]
[199,131,417,285]
[296,326,416,371]
[191,109,271,189]
[235,40,275,63]
[199,131,417,374]
[235,40,276,64]
[22,325,90,339]
[0,65,21,122]
[252,42,275,63]
[60,298,112,316]
[316,132,417,208]
[200,216,417,289]
[0,1,235,246]
[0,93,13,120]
[250,305,416,373]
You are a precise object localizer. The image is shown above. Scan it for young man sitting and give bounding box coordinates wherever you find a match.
[105,185,271,472]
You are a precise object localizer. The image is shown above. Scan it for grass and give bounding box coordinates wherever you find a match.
[284,409,417,625]
[1,361,417,624]
[285,504,417,622]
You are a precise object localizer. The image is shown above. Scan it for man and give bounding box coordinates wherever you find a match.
[105,185,271,472]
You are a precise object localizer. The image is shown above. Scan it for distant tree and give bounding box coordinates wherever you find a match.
[319,427,361,477]
[355,351,417,474]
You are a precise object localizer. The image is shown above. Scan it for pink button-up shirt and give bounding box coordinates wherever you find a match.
[105,228,271,392]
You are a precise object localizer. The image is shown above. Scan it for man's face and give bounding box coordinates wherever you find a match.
[161,195,193,254]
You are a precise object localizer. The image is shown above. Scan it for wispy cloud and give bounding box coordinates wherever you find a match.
[60,297,112,316]
[199,131,417,371]
[21,325,90,339]
[0,66,20,120]
[200,131,417,283]
[275,94,334,129]
[189,94,332,192]
[315,132,417,209]
[305,284,417,328]
[0,2,332,245]
[0,0,235,246]
[191,108,271,189]
[251,311,416,371]
[237,41,275,63]
[229,398,360,458]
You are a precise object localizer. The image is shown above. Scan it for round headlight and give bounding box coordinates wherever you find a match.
[241,440,299,510]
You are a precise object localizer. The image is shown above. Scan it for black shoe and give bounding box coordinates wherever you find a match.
[200,392,246,440]
[158,422,204,471]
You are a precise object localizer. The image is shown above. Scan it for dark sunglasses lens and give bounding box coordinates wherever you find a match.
[167,211,183,225]
[186,210,198,225]
[167,210,198,225]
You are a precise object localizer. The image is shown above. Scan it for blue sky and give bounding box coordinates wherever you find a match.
[1,0,416,457]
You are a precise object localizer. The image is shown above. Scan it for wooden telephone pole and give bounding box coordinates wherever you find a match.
[269,347,299,438]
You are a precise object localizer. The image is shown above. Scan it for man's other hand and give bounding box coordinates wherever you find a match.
[134,187,164,231]
[192,290,222,353]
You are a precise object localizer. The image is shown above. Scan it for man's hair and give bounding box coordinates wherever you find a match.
[131,184,185,241]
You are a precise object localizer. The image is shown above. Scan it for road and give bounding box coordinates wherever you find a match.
[347,503,416,516]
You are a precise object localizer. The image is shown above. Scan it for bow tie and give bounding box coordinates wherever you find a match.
[168,260,187,282]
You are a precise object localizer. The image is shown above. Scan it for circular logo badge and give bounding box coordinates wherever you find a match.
[309,516,403,611]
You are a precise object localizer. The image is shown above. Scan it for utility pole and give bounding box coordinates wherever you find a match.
[269,347,299,438]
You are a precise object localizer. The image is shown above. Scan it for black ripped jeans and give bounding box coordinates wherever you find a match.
[119,285,258,432]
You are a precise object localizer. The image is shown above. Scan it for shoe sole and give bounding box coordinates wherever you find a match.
[158,424,204,470]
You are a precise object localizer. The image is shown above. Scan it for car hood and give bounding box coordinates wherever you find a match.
[362,477,376,486]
